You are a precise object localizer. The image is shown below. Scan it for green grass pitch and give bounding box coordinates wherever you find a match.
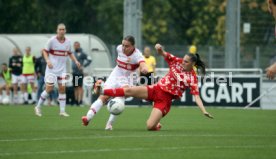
[0,105,276,159]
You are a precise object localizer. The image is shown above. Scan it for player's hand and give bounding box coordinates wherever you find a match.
[140,66,148,74]
[155,44,162,52]
[155,43,166,56]
[203,112,214,119]
[46,60,53,69]
[75,61,81,70]
[266,68,275,80]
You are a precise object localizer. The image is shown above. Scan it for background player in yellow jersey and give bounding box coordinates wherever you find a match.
[21,46,36,104]
[189,45,198,74]
[0,63,12,104]
[140,46,156,85]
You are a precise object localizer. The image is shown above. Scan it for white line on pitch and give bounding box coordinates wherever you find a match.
[0,134,275,142]
[0,145,276,156]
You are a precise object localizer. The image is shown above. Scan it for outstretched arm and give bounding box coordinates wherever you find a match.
[155,44,167,57]
[194,95,213,119]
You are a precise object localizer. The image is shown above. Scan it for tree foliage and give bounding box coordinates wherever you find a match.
[0,0,272,45]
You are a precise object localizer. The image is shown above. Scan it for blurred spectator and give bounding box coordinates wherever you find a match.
[0,63,12,103]
[140,46,156,85]
[21,46,36,104]
[71,41,92,106]
[9,47,22,104]
[35,50,46,101]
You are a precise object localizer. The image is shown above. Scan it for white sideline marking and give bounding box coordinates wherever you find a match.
[0,134,275,142]
[0,145,276,156]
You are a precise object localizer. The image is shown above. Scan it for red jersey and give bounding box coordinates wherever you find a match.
[158,52,199,97]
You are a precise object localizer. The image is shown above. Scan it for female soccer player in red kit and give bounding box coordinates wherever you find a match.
[95,44,213,131]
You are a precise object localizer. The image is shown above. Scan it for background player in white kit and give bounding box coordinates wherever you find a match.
[35,23,80,117]
[82,35,148,130]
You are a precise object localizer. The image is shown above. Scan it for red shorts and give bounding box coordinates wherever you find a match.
[147,84,176,116]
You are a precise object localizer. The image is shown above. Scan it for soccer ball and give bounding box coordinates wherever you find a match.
[2,97,10,105]
[107,97,125,115]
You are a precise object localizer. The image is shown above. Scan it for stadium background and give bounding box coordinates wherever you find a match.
[1,0,275,108]
[0,1,276,159]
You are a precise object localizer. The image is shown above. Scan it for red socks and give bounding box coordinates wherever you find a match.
[103,88,125,97]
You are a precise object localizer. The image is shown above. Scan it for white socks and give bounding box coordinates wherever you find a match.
[23,92,28,102]
[106,97,125,126]
[106,114,117,126]
[36,91,48,107]
[58,94,66,113]
[31,92,36,102]
[86,99,103,121]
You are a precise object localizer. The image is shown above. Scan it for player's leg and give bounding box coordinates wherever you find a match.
[73,74,78,105]
[77,74,84,105]
[29,76,36,104]
[11,74,19,104]
[57,82,68,116]
[103,86,148,99]
[36,76,45,102]
[74,86,78,105]
[21,76,28,104]
[105,97,125,130]
[35,73,56,116]
[103,73,148,130]
[0,85,3,102]
[4,84,10,96]
[146,108,163,131]
[82,95,110,126]
[78,86,84,105]
[35,83,53,116]
[74,86,82,105]
[104,73,130,130]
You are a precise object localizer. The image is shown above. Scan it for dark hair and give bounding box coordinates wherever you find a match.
[2,63,7,66]
[124,35,135,45]
[187,53,206,75]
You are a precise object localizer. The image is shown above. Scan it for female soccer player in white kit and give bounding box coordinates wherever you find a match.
[35,23,80,117]
[82,35,148,130]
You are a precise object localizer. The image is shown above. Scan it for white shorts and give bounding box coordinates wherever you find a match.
[11,74,22,84]
[44,73,67,84]
[104,66,138,89]
[45,66,67,85]
[21,75,35,84]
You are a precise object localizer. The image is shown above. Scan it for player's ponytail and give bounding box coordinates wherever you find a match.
[187,53,206,75]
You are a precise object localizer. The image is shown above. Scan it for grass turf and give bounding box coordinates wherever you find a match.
[0,105,276,159]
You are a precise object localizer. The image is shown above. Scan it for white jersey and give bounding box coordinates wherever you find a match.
[44,36,71,83]
[104,45,145,88]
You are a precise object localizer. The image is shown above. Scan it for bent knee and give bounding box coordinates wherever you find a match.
[146,121,156,130]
